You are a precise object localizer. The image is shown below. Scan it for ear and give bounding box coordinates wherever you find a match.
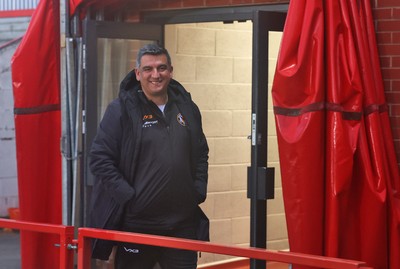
[169,66,173,78]
[134,68,140,81]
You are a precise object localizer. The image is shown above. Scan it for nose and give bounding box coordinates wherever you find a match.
[151,68,160,78]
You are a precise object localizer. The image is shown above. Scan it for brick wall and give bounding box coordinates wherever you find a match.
[371,1,400,165]
[126,0,286,10]
[123,0,287,21]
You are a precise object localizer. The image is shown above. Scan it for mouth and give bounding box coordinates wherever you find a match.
[150,80,162,85]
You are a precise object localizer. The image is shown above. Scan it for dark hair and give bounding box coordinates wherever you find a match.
[136,44,172,68]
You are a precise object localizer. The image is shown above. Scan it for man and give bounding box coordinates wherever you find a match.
[89,44,209,269]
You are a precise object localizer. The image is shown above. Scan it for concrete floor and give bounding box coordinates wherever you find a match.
[0,230,20,269]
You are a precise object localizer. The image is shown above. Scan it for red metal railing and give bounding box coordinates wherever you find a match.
[78,227,374,269]
[0,218,374,269]
[0,218,75,269]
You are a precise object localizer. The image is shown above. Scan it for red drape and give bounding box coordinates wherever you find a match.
[272,0,325,260]
[272,1,400,269]
[11,0,62,268]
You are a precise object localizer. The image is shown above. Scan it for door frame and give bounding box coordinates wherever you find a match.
[250,10,287,269]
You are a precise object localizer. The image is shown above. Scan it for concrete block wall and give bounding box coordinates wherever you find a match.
[165,22,288,264]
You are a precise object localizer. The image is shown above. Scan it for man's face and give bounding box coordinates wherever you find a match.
[135,54,173,100]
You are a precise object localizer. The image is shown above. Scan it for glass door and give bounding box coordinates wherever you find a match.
[82,20,163,225]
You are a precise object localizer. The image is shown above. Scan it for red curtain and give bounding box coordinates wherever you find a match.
[272,0,325,260]
[272,0,400,269]
[11,0,62,268]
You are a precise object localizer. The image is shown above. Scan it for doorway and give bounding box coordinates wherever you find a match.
[80,5,287,267]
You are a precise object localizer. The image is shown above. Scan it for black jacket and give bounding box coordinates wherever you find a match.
[88,70,209,260]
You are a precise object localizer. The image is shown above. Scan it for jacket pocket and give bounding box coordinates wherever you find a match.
[196,206,210,241]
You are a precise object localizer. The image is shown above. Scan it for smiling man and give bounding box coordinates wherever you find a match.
[135,52,172,106]
[89,44,209,269]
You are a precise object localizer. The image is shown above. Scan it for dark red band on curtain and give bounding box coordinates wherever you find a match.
[273,102,363,120]
[273,102,324,116]
[14,103,60,115]
[364,103,389,115]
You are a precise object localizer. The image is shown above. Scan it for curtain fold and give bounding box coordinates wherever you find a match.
[323,0,364,261]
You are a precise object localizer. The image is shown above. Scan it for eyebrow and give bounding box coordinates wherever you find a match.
[141,64,169,70]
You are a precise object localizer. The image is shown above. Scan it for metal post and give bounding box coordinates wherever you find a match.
[249,11,286,269]
[249,10,269,269]
[60,0,72,226]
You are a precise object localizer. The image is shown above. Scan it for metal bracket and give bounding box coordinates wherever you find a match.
[247,167,275,200]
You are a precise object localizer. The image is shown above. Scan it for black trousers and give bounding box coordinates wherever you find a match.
[115,226,198,269]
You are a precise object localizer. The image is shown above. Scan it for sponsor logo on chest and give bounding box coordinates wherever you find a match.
[142,113,188,128]
[142,114,158,128]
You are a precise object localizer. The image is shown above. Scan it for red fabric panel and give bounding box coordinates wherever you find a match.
[11,0,62,268]
[271,0,325,265]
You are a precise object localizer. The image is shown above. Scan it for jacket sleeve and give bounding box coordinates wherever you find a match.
[192,102,209,204]
[89,99,135,205]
